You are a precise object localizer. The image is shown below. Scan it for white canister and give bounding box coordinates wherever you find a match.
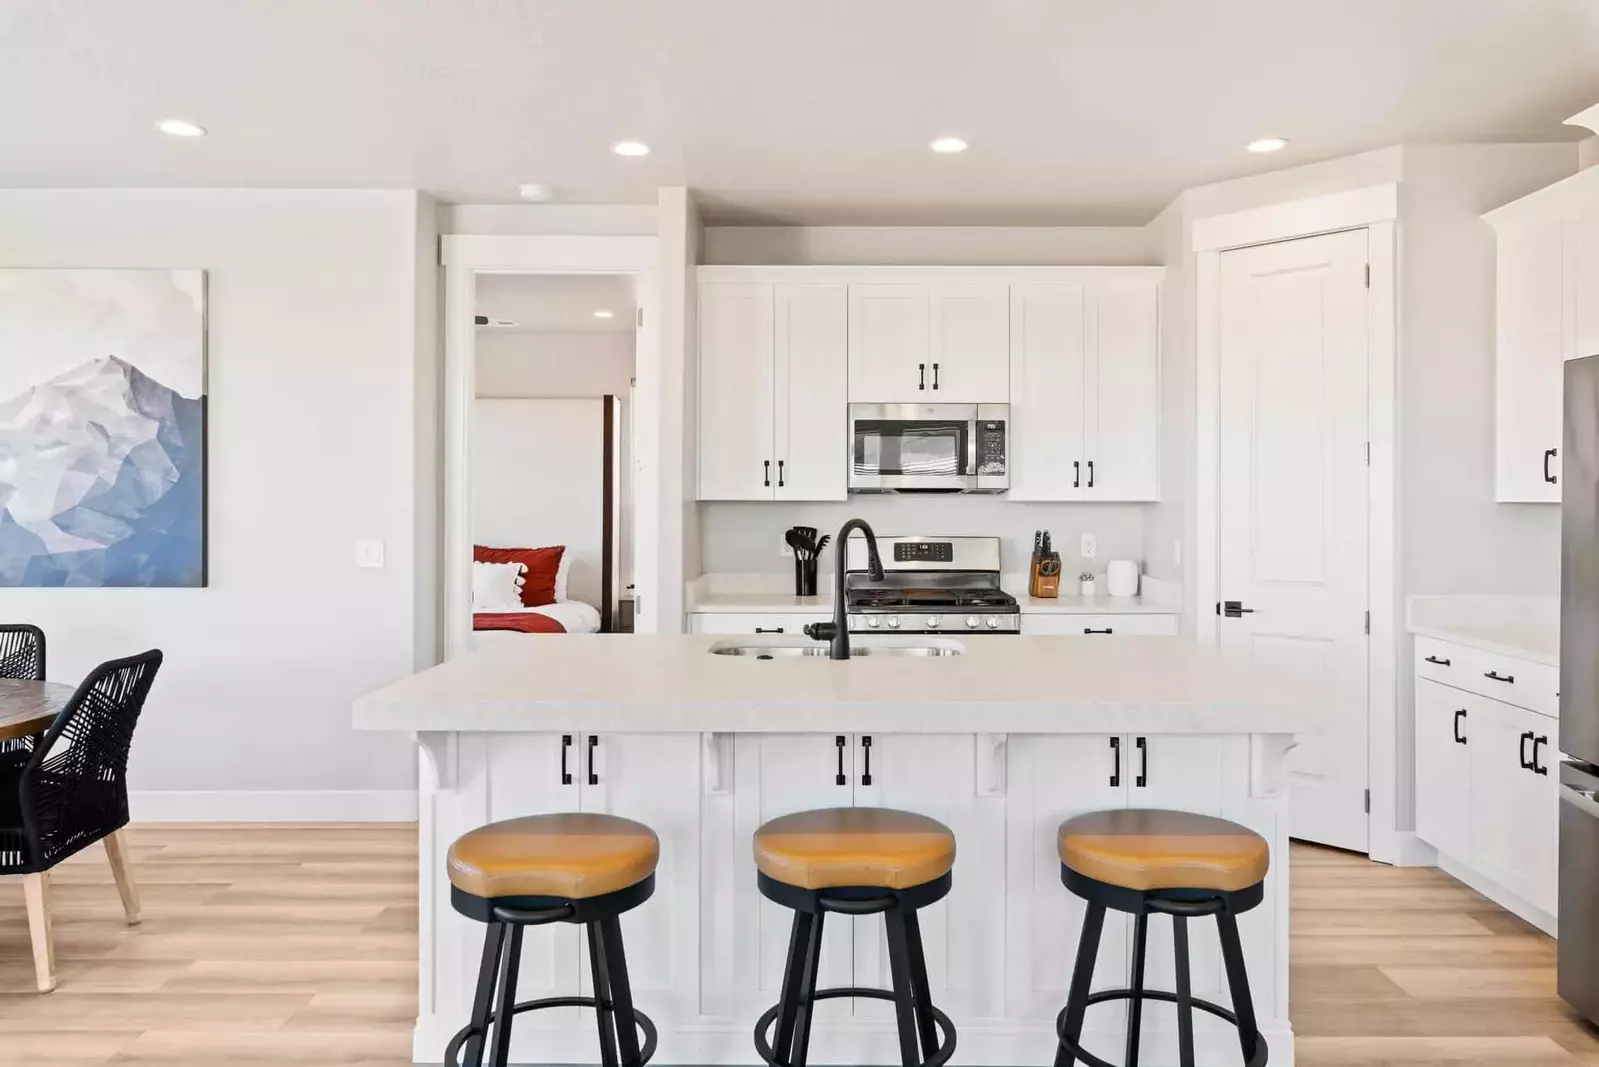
[1106,560,1140,598]
[1079,574,1096,597]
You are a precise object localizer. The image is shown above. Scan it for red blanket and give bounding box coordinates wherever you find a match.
[473,612,566,634]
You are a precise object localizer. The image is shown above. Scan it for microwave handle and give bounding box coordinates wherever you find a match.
[968,419,979,478]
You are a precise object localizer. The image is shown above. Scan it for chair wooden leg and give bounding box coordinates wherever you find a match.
[22,872,56,993]
[104,829,141,925]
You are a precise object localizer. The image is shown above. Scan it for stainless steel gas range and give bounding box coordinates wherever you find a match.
[843,535,1020,635]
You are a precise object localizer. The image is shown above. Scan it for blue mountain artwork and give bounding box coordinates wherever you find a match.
[0,355,205,587]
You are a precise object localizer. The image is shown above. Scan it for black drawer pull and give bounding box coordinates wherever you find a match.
[1087,460,1095,488]
[1084,628,1114,635]
[777,460,785,488]
[931,362,940,390]
[754,627,785,634]
[587,734,599,786]
[763,460,771,488]
[1484,670,1514,684]
[1073,460,1080,489]
[1109,736,1121,787]
[918,363,926,390]
[835,735,847,786]
[1424,655,1451,666]
[1453,708,1467,745]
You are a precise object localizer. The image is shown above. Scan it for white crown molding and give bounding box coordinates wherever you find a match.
[1567,101,1599,137]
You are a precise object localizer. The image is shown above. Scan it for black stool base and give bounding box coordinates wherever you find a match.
[1053,988,1267,1067]
[754,987,956,1067]
[445,997,659,1067]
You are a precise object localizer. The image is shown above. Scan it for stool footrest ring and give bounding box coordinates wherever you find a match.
[444,995,658,1067]
[754,987,956,1067]
[1054,988,1266,1067]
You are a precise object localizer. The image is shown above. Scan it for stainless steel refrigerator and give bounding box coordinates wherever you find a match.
[1560,354,1599,1024]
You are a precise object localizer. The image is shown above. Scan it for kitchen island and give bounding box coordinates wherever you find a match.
[355,634,1321,1067]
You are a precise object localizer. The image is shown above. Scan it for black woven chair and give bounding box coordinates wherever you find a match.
[0,625,47,771]
[2,649,162,992]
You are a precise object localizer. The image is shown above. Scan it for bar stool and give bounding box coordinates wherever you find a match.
[443,813,660,1067]
[1053,809,1270,1067]
[752,807,958,1067]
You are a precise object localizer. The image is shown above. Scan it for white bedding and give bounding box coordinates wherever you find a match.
[471,601,603,648]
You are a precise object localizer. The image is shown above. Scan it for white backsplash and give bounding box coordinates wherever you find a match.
[698,498,1147,578]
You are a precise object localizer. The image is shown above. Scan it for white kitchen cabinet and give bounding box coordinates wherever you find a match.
[1570,200,1599,363]
[928,284,1011,402]
[688,612,830,635]
[1492,207,1564,502]
[1466,697,1559,918]
[848,284,930,402]
[1008,273,1161,502]
[1019,613,1178,636]
[697,281,847,501]
[1413,679,1472,864]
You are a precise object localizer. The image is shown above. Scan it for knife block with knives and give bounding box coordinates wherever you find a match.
[1029,529,1062,599]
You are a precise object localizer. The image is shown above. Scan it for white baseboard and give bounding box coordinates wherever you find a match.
[1381,830,1440,868]
[130,789,417,823]
[1438,852,1557,937]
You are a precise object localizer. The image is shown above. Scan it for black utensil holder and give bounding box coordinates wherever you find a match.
[795,558,819,597]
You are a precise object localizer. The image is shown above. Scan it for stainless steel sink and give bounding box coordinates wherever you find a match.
[708,639,963,659]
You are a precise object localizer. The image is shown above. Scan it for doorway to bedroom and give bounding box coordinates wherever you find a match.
[467,273,639,644]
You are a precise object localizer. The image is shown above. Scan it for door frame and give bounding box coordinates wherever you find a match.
[441,234,658,659]
[1192,185,1405,864]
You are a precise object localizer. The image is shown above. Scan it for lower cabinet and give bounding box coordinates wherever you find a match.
[688,612,829,635]
[1414,680,1472,862]
[1020,613,1178,636]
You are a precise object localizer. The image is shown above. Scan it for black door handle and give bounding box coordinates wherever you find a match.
[1453,709,1467,745]
[835,735,847,786]
[861,735,873,786]
[1087,460,1095,488]
[1109,736,1121,787]
[1519,730,1533,770]
[1221,601,1256,618]
[561,734,573,785]
[777,459,785,488]
[931,363,940,390]
[587,734,599,786]
[754,627,785,634]
[1545,448,1558,484]
[1532,735,1549,775]
[1484,670,1514,684]
[1424,655,1452,666]
[1073,461,1080,489]
[918,363,926,390]
[763,460,771,488]
[1084,628,1114,635]
[1135,736,1148,788]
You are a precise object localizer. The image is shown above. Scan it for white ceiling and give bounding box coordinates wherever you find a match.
[4,0,1598,224]
[475,274,637,334]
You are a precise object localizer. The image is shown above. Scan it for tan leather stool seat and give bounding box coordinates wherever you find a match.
[754,807,955,891]
[1057,809,1268,892]
[447,813,659,901]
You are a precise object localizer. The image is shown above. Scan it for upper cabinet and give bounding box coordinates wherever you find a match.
[1487,166,1599,503]
[928,284,1011,402]
[849,283,1010,402]
[1009,272,1162,502]
[847,284,929,400]
[697,280,847,502]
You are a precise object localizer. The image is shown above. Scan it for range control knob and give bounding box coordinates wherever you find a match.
[965,616,979,629]
[886,616,900,630]
[985,616,1000,630]
[867,616,880,629]
[926,615,941,629]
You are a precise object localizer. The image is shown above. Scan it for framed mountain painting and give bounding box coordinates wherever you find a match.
[0,269,207,587]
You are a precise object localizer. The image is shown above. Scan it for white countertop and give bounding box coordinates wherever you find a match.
[1406,595,1560,665]
[354,634,1323,736]
[686,574,1178,616]
[688,590,834,614]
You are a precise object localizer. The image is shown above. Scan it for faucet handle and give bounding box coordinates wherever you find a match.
[803,622,837,642]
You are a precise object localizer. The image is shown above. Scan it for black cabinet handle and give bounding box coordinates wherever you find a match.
[763,460,771,488]
[587,734,599,786]
[835,735,847,786]
[1519,730,1534,770]
[754,626,785,634]
[932,362,940,390]
[1087,460,1095,488]
[1109,736,1121,787]
[777,459,785,488]
[918,363,926,390]
[1532,735,1549,775]
[861,735,873,786]
[1453,709,1467,745]
[1424,655,1452,666]
[1484,670,1515,684]
[560,734,573,786]
[1135,736,1148,788]
[1073,461,1081,489]
[1545,448,1558,484]
[1084,627,1114,635]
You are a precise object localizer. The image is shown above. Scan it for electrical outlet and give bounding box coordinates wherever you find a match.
[354,539,386,569]
[1080,533,1097,560]
[779,535,793,559]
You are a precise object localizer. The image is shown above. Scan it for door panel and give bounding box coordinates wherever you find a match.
[698,282,774,499]
[929,284,1010,402]
[1218,229,1371,851]
[1496,210,1563,501]
[1008,283,1086,500]
[775,284,848,501]
[1414,680,1472,861]
[849,285,929,402]
[1085,282,1160,500]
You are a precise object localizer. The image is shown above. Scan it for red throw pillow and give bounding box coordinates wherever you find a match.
[473,545,564,607]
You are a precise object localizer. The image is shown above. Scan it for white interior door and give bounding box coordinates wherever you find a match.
[1218,229,1371,852]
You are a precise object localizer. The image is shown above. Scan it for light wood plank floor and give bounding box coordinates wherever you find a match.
[1,828,1596,1065]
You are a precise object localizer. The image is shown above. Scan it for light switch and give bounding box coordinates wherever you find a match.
[355,540,386,569]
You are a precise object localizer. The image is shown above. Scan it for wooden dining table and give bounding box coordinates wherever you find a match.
[0,678,74,742]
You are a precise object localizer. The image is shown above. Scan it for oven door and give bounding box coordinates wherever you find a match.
[850,404,988,492]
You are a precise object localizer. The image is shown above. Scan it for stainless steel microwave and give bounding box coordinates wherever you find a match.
[849,403,1009,493]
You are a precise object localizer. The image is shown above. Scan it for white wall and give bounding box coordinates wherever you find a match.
[1140,198,1194,630]
[439,203,658,236]
[703,225,1149,266]
[0,189,434,818]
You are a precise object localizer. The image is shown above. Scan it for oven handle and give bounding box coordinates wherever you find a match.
[968,419,979,480]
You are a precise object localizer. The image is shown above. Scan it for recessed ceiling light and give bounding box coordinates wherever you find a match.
[593,309,615,320]
[1246,137,1288,154]
[517,183,553,202]
[155,118,206,138]
[930,136,969,154]
[611,140,651,157]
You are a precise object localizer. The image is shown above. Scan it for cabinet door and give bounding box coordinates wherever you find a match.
[775,284,848,501]
[579,734,702,1020]
[929,284,1010,403]
[1495,212,1564,502]
[1004,735,1129,1027]
[852,734,1005,1021]
[1008,283,1087,500]
[699,282,775,500]
[1568,202,1599,362]
[1468,698,1558,912]
[1084,280,1160,501]
[688,613,831,635]
[1414,679,1472,861]
[730,734,857,1024]
[849,284,930,401]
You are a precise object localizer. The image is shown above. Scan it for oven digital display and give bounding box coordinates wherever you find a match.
[894,541,953,563]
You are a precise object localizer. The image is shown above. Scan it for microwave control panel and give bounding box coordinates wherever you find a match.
[977,420,1007,475]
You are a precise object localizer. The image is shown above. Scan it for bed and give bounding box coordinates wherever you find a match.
[472,601,604,646]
